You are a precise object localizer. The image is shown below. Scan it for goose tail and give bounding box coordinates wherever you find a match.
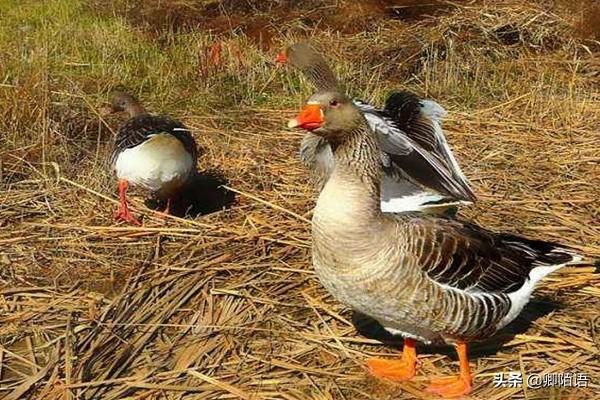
[497,240,586,329]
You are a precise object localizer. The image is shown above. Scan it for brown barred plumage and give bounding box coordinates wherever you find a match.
[290,90,585,395]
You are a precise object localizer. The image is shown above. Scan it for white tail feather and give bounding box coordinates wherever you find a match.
[498,253,583,329]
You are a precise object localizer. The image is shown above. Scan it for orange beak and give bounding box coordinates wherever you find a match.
[275,51,288,64]
[288,104,324,131]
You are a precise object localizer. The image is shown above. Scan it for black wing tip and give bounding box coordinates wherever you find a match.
[440,178,477,204]
[383,91,422,115]
[501,234,584,266]
[461,188,478,203]
[385,90,421,103]
[548,247,583,265]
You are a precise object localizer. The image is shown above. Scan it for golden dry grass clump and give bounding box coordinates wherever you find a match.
[0,0,599,399]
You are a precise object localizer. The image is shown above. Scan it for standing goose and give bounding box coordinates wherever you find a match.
[106,91,199,225]
[277,43,475,213]
[287,90,585,398]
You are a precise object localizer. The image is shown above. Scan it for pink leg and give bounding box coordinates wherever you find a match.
[114,180,141,225]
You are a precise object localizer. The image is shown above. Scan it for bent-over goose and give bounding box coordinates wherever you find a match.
[106,91,199,225]
[287,90,586,398]
[277,43,475,213]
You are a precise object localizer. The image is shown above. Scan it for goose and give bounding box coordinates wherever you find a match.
[106,91,199,225]
[277,43,475,214]
[287,90,586,397]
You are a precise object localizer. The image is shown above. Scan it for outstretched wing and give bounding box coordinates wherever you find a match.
[384,91,473,199]
[300,133,462,213]
[355,93,476,203]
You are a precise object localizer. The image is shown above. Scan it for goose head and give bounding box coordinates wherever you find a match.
[103,90,146,118]
[288,91,363,141]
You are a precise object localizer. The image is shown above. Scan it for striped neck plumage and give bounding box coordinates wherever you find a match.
[287,45,341,91]
[302,61,340,92]
[329,124,383,210]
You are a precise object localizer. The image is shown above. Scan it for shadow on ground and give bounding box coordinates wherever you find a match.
[146,169,236,218]
[352,296,562,358]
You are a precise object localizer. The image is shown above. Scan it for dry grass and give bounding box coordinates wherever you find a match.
[1,0,599,399]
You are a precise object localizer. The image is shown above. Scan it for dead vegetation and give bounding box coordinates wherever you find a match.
[1,0,599,399]
[89,0,462,48]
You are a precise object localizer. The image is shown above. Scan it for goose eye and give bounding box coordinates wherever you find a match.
[329,100,339,107]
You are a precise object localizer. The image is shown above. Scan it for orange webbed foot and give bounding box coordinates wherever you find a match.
[426,374,472,398]
[367,338,417,382]
[426,341,473,398]
[367,357,416,382]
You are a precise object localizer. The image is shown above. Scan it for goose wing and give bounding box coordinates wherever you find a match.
[355,93,476,203]
[111,115,199,165]
[300,132,463,213]
[400,215,580,293]
[299,133,334,191]
[384,91,473,199]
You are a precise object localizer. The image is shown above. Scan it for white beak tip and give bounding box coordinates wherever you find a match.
[287,119,299,129]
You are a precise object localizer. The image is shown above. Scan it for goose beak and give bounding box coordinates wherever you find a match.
[288,104,324,131]
[275,51,288,64]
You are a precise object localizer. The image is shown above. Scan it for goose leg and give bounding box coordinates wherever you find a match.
[366,338,417,381]
[153,197,173,217]
[114,180,141,225]
[426,341,472,398]
[157,198,173,222]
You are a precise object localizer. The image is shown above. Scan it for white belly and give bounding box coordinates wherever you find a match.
[115,134,194,194]
[383,324,442,344]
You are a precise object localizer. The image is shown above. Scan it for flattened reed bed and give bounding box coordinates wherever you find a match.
[1,107,598,399]
[1,0,599,398]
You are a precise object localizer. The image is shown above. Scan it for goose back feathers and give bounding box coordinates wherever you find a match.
[111,114,198,166]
